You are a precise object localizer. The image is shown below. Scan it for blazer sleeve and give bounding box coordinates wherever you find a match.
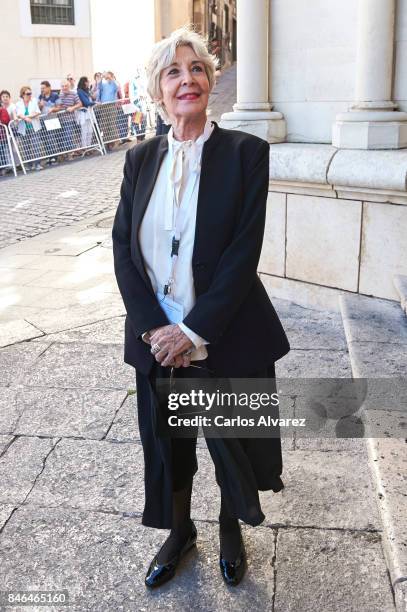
[182,139,269,344]
[112,148,169,338]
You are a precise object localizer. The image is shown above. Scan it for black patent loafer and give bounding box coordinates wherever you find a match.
[145,522,197,588]
[219,534,247,586]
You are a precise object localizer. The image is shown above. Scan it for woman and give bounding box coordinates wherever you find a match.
[14,86,43,171]
[90,72,102,101]
[0,90,16,120]
[76,76,97,152]
[112,27,290,588]
[129,69,148,143]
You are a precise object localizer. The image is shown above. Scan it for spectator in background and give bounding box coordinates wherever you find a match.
[90,72,102,101]
[14,86,43,171]
[49,79,82,157]
[0,105,10,126]
[76,76,96,152]
[112,73,123,100]
[129,69,148,142]
[155,112,171,136]
[95,71,119,149]
[67,74,77,92]
[38,80,59,165]
[0,105,12,175]
[97,71,119,102]
[0,90,16,120]
[38,81,58,114]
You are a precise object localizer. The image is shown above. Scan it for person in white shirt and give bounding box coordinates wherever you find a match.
[14,86,43,171]
[112,26,290,590]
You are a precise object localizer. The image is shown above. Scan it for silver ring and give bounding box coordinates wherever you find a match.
[151,343,161,355]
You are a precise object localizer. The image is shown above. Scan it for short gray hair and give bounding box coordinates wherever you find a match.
[146,25,218,122]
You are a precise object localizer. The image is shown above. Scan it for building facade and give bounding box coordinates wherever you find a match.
[0,0,93,98]
[1,1,236,99]
[155,0,236,69]
[220,0,407,305]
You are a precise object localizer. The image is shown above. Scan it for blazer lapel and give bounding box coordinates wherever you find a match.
[131,135,168,293]
[192,121,222,266]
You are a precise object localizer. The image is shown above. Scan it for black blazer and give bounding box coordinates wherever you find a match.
[112,121,290,377]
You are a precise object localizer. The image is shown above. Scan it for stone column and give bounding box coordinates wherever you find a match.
[219,0,286,143]
[333,0,407,149]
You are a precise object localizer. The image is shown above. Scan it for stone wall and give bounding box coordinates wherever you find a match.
[259,143,407,306]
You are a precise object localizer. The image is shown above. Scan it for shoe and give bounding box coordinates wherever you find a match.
[145,521,197,588]
[34,163,43,171]
[219,531,247,586]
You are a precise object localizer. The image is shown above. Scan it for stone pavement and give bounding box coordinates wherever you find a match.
[0,214,397,611]
[0,63,237,251]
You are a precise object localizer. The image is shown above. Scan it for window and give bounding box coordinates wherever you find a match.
[30,0,75,26]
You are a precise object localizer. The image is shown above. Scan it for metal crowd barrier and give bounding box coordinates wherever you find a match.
[8,108,104,175]
[0,123,17,177]
[91,96,156,150]
[1,96,158,179]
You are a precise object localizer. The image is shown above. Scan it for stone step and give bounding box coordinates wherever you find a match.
[339,293,407,377]
[393,274,407,316]
[339,293,407,611]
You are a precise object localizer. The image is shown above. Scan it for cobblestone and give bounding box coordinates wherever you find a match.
[0,64,236,251]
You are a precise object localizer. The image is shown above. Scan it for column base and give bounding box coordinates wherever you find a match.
[219,110,286,143]
[332,111,407,149]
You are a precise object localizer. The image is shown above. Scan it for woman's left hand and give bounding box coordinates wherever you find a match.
[149,325,194,367]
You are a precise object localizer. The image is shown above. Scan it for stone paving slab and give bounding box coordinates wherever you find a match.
[25,268,118,293]
[346,341,407,378]
[0,267,48,287]
[0,434,14,453]
[106,392,139,443]
[6,285,119,312]
[393,274,407,315]
[274,527,395,612]
[276,348,352,378]
[30,316,125,345]
[395,581,407,612]
[259,449,381,530]
[273,297,348,350]
[12,388,128,439]
[295,437,367,451]
[0,342,51,387]
[340,294,407,345]
[0,505,281,612]
[0,504,394,612]
[3,235,107,257]
[0,436,58,505]
[0,318,44,347]
[0,503,15,529]
[26,438,145,514]
[23,436,381,532]
[363,408,407,438]
[0,253,82,271]
[23,342,133,389]
[0,145,129,250]
[0,388,23,433]
[17,295,125,334]
[0,284,54,309]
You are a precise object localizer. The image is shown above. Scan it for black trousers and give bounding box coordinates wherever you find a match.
[135,360,284,529]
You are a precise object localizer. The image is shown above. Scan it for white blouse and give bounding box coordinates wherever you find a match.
[139,118,215,361]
